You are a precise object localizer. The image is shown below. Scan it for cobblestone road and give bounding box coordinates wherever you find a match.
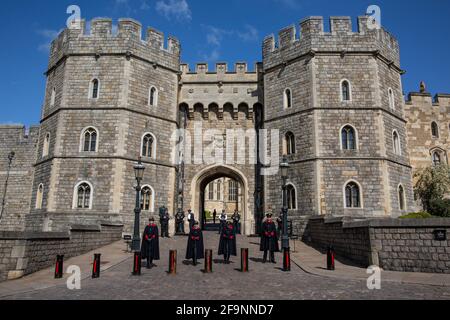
[4,232,450,300]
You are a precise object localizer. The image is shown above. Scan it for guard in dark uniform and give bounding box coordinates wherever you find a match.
[260,214,279,263]
[186,221,204,266]
[161,208,170,238]
[141,217,160,268]
[218,221,237,264]
[175,210,185,235]
[231,210,241,235]
[213,209,217,224]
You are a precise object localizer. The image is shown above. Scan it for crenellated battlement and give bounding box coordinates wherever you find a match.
[47,18,181,72]
[180,62,263,75]
[405,92,450,108]
[263,16,400,71]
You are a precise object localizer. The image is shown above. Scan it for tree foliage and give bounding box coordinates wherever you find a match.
[414,164,450,216]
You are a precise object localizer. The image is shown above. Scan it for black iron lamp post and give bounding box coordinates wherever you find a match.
[131,158,145,276]
[132,158,145,251]
[280,155,291,272]
[0,152,15,222]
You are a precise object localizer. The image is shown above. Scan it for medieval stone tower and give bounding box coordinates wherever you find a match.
[0,15,422,236]
[27,18,181,232]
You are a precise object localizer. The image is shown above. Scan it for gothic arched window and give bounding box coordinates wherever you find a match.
[142,133,156,158]
[75,182,92,209]
[36,184,44,209]
[345,181,361,208]
[341,80,351,102]
[82,128,98,152]
[431,122,439,138]
[432,151,441,166]
[398,185,405,211]
[43,132,50,158]
[149,86,158,107]
[284,88,292,109]
[285,184,297,210]
[393,130,401,155]
[388,88,395,110]
[341,125,356,150]
[140,186,154,212]
[91,79,100,99]
[285,132,296,155]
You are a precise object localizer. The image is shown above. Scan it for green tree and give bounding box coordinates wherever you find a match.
[414,164,450,216]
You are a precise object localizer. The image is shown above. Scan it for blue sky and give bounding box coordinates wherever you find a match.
[0,0,449,126]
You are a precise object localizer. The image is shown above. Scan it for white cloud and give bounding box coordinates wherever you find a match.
[156,0,192,22]
[36,29,61,53]
[275,0,302,9]
[237,25,259,42]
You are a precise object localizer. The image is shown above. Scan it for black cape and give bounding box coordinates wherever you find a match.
[141,224,160,260]
[186,227,205,260]
[218,224,237,256]
[260,220,280,252]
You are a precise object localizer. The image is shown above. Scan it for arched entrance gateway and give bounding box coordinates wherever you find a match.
[190,165,254,236]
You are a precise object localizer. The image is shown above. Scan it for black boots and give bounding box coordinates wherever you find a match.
[263,251,275,264]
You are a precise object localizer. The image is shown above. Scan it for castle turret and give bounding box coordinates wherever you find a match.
[262,16,414,221]
[30,18,181,232]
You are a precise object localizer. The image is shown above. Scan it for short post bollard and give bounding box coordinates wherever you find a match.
[204,250,213,273]
[92,254,101,279]
[327,246,335,271]
[169,250,177,275]
[241,248,249,272]
[55,255,64,279]
[283,248,291,272]
[132,252,141,276]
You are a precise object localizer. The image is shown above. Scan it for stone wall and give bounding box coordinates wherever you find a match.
[0,222,123,282]
[0,125,39,231]
[305,216,450,274]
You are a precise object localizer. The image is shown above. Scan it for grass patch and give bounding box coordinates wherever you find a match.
[399,212,434,219]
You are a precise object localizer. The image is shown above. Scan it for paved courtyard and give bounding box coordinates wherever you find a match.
[1,232,449,300]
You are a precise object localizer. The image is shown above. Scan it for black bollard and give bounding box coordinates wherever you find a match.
[327,246,335,271]
[168,250,177,275]
[132,252,141,276]
[92,254,101,278]
[241,248,249,272]
[55,255,64,279]
[283,248,291,272]
[204,250,213,273]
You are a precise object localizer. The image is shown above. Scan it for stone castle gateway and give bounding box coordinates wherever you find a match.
[0,16,449,237]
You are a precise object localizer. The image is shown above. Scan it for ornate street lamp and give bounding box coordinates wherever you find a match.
[0,152,15,222]
[131,158,145,275]
[280,155,291,272]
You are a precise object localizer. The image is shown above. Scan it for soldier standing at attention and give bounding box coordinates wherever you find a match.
[213,209,217,225]
[219,210,227,234]
[187,209,195,231]
[260,214,279,264]
[161,208,170,238]
[186,221,204,266]
[218,221,237,264]
[141,217,160,268]
[231,209,241,235]
[175,210,185,235]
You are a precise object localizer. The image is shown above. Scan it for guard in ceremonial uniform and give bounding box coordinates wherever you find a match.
[187,209,195,231]
[260,214,279,263]
[231,209,241,234]
[175,210,185,235]
[186,221,204,266]
[161,208,170,238]
[218,221,237,264]
[141,217,160,268]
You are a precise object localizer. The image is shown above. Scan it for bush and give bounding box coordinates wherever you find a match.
[400,212,434,219]
[429,198,450,217]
